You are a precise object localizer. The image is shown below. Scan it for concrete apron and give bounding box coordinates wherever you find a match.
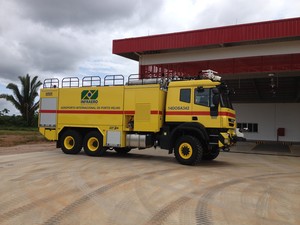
[230,141,300,157]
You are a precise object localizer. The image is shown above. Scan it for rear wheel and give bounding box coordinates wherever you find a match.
[174,135,203,165]
[83,131,106,156]
[202,147,220,161]
[60,130,82,154]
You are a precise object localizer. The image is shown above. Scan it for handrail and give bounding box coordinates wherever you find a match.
[42,73,195,89]
[62,77,80,88]
[127,74,161,85]
[43,78,59,88]
[104,75,124,86]
[82,76,101,87]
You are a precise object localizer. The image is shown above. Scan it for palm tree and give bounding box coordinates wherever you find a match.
[0,74,42,126]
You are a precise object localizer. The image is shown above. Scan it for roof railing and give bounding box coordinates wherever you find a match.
[43,78,59,88]
[104,75,124,86]
[42,70,220,89]
[82,76,101,87]
[62,77,80,88]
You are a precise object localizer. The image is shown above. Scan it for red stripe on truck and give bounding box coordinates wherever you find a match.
[39,109,162,115]
[166,111,235,118]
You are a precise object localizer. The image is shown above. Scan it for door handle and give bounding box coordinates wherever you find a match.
[192,116,198,121]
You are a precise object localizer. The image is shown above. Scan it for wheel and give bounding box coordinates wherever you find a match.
[174,135,203,165]
[202,147,220,161]
[60,130,82,154]
[114,147,131,154]
[83,131,106,156]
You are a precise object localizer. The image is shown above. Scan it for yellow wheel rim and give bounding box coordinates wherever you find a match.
[64,136,75,150]
[87,137,99,152]
[179,143,193,159]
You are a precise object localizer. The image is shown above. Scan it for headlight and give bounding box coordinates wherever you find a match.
[228,118,235,123]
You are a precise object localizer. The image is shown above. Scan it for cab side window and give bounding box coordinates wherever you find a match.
[180,89,191,103]
[194,88,210,107]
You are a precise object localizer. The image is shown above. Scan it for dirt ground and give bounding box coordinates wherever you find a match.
[0,131,54,155]
[0,130,47,145]
[0,142,55,155]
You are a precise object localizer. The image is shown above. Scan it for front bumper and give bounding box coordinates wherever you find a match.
[218,131,237,151]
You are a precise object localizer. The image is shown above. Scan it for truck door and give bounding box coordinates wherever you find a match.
[165,87,192,122]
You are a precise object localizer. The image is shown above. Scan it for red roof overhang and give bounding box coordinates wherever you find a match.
[113,17,300,61]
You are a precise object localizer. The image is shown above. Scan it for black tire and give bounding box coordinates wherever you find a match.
[174,135,203,165]
[202,147,220,161]
[60,130,82,154]
[114,147,132,154]
[83,131,106,156]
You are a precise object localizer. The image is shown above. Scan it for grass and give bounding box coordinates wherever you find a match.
[0,129,38,135]
[0,128,48,147]
[0,126,38,132]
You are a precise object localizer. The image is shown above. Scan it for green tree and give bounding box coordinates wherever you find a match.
[0,108,9,116]
[2,108,10,115]
[0,74,42,126]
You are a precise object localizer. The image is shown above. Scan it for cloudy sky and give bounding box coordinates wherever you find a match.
[0,0,299,114]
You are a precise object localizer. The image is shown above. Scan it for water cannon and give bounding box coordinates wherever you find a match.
[202,69,221,81]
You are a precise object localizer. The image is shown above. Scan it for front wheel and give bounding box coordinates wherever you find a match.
[202,147,220,161]
[83,131,106,156]
[174,135,203,165]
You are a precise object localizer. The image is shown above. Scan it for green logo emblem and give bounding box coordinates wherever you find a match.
[81,90,98,103]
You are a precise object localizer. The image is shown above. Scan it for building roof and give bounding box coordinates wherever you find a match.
[113,17,300,61]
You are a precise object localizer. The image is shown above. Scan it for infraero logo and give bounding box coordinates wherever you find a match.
[81,90,98,103]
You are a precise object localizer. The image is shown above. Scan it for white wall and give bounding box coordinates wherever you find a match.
[233,103,300,142]
[141,41,300,65]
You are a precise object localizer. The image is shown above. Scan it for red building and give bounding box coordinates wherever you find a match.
[113,17,300,142]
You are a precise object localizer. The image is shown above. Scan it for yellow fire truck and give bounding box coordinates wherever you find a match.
[39,70,236,165]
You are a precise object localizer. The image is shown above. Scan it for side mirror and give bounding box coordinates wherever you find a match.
[210,94,219,117]
[212,87,219,94]
[212,94,220,106]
